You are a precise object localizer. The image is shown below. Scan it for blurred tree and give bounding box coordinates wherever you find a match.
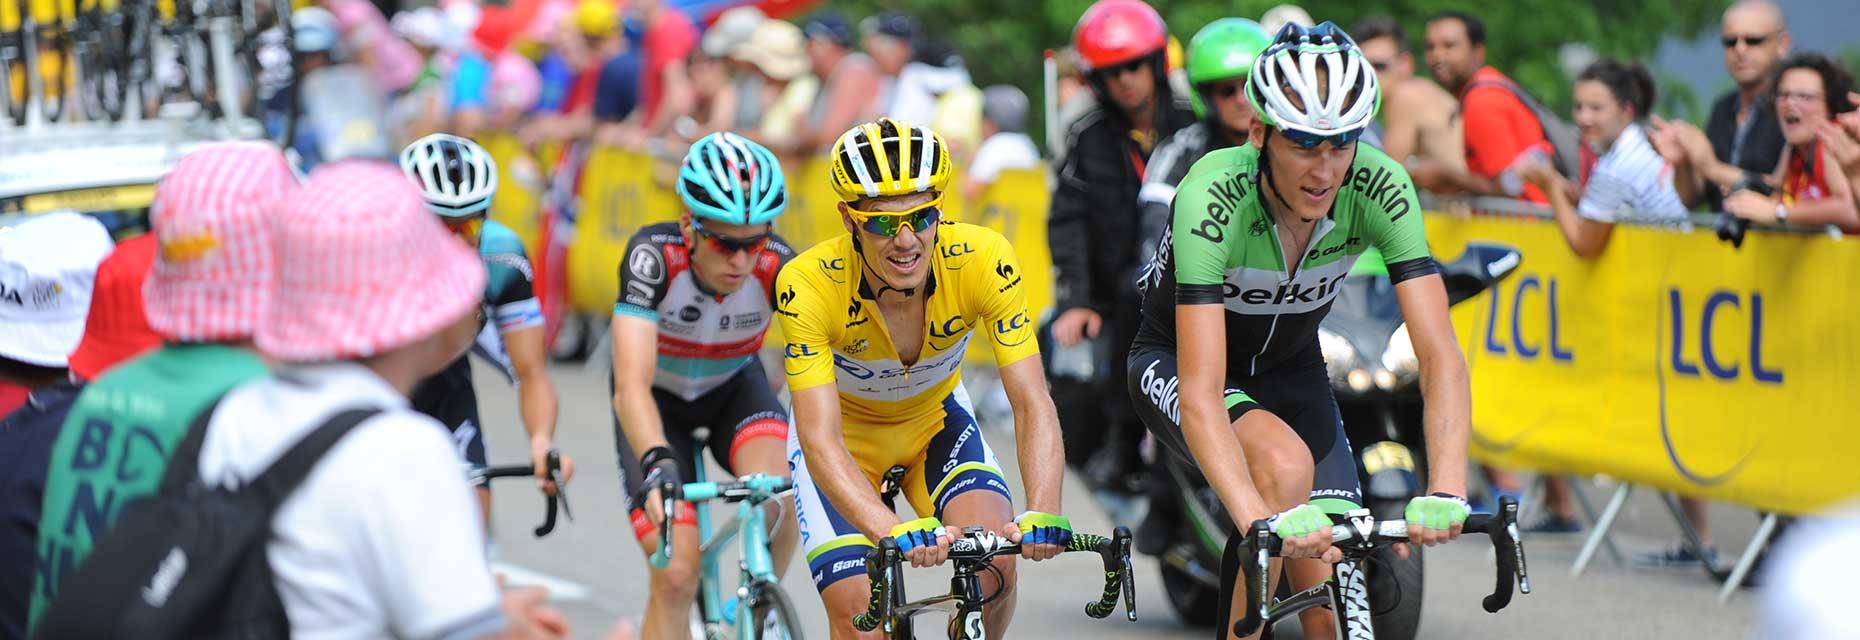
[823,0,1724,150]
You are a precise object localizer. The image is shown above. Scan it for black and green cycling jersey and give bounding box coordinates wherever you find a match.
[1134,143,1438,376]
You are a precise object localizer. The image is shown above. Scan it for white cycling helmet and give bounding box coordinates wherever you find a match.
[399,133,498,218]
[1246,21,1380,141]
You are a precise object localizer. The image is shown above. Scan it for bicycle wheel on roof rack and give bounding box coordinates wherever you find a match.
[76,0,131,121]
[2,36,25,126]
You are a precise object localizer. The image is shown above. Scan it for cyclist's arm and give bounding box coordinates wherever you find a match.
[1177,305,1272,522]
[791,384,897,540]
[1393,274,1470,498]
[503,324,562,475]
[611,314,669,454]
[998,356,1063,514]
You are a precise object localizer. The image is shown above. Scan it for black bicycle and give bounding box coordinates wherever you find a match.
[468,449,574,537]
[852,525,1137,640]
[1231,496,1530,639]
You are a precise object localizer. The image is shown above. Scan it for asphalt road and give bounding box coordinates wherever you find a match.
[475,360,1765,639]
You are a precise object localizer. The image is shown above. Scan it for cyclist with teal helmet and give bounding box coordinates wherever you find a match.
[609,132,800,639]
[1128,23,1474,639]
[1138,18,1274,272]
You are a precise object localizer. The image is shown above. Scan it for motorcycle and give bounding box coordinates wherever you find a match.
[1147,242,1522,639]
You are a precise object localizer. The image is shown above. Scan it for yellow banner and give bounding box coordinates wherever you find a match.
[1428,213,1860,516]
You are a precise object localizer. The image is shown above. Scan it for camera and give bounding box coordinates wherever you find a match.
[1716,174,1775,249]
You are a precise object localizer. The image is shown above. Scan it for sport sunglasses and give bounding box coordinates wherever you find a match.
[846,198,944,237]
[1279,126,1367,150]
[690,218,772,255]
[443,215,485,244]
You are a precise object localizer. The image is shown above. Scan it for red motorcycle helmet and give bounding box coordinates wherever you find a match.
[1072,0,1168,71]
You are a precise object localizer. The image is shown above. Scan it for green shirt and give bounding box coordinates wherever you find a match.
[29,343,267,628]
[1133,143,1438,376]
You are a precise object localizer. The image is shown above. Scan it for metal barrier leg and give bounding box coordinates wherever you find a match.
[1567,475,1624,567]
[1658,492,1718,576]
[1571,483,1632,578]
[1717,513,1779,603]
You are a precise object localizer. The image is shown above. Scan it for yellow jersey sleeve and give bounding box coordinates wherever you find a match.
[966,227,1040,367]
[774,254,839,392]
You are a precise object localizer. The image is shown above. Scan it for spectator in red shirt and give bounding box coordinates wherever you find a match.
[1415,11,1553,205]
[632,0,697,143]
[1723,53,1860,232]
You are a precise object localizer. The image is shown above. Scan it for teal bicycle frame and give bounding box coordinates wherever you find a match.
[646,452,797,640]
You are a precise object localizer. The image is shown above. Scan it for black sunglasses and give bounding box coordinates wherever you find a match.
[1721,33,1773,49]
[1095,58,1148,79]
[1208,80,1245,100]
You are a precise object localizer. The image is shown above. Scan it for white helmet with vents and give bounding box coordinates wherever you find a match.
[1246,21,1380,140]
[399,133,499,218]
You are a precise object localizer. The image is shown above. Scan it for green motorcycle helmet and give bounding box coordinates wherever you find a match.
[1186,18,1273,119]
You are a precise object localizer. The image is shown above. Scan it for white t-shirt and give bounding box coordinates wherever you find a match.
[967,132,1040,184]
[1577,122,1687,223]
[197,362,503,640]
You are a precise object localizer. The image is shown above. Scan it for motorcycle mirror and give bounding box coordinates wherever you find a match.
[1439,243,1523,306]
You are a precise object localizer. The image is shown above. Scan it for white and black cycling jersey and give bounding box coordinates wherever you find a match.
[613,222,795,400]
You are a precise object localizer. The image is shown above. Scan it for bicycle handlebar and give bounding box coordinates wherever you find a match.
[852,526,1137,633]
[640,473,793,569]
[1232,496,1529,638]
[470,449,570,537]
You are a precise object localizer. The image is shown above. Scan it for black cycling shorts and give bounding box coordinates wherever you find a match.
[1126,344,1361,506]
[411,355,489,485]
[613,360,790,539]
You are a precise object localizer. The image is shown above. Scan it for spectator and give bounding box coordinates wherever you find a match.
[1653,0,1790,212]
[1416,10,1554,204]
[1518,59,1685,259]
[962,85,1041,202]
[1049,47,1095,162]
[195,161,565,638]
[63,235,162,383]
[592,31,645,145]
[389,7,461,143]
[699,6,769,132]
[520,0,624,146]
[861,11,917,117]
[732,20,818,150]
[320,0,422,95]
[907,39,986,163]
[1721,53,1860,232]
[1048,0,1195,493]
[1353,16,1466,172]
[28,143,295,630]
[673,49,740,143]
[1260,3,1313,35]
[0,211,113,639]
[1824,92,1860,213]
[789,11,881,155]
[629,0,697,142]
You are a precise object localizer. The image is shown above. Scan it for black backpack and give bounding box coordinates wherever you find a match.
[34,404,381,640]
[1466,76,1586,181]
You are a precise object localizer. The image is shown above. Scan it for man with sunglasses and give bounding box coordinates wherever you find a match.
[1047,0,1196,495]
[609,132,798,640]
[1652,0,1791,213]
[778,118,1069,640]
[400,133,571,528]
[1127,23,1474,640]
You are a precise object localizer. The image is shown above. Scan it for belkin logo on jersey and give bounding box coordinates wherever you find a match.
[1349,165,1414,221]
[1227,275,1346,305]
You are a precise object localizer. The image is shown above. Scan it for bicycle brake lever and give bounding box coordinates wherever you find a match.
[546,450,573,522]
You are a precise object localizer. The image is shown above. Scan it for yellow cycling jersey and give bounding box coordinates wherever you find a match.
[775,221,1039,428]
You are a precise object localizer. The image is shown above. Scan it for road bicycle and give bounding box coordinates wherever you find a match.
[852,525,1137,639]
[640,428,805,640]
[1231,496,1531,639]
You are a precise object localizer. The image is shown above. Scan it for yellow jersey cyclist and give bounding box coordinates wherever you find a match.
[399,133,571,523]
[611,132,800,640]
[1126,24,1474,639]
[776,119,1071,639]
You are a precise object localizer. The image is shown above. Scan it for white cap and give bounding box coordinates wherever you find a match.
[0,211,115,367]
[1260,4,1314,35]
[701,6,766,58]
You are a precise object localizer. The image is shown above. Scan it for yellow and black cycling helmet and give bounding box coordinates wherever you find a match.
[829,118,953,202]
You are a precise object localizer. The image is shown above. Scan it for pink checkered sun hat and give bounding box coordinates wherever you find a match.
[259,160,485,362]
[143,141,297,342]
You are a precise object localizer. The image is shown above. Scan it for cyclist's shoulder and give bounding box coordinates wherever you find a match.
[1175,145,1263,205]
[1336,145,1419,222]
[776,234,855,301]
[626,220,686,248]
[478,219,527,255]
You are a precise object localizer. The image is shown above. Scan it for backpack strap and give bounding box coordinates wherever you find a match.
[244,408,384,513]
[156,398,226,496]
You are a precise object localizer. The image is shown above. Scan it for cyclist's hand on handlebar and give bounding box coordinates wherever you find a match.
[1404,493,1469,549]
[531,439,574,496]
[890,517,954,568]
[639,447,683,524]
[1268,504,1341,563]
[1009,511,1072,561]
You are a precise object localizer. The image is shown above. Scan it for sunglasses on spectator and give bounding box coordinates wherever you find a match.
[846,198,944,237]
[1206,79,1247,100]
[444,216,485,245]
[690,218,772,255]
[1094,58,1148,79]
[1721,33,1775,48]
[1279,126,1366,150]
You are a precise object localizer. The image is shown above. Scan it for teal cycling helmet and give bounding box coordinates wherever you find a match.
[676,132,788,225]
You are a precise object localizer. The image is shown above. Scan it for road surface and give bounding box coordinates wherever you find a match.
[476,361,1764,639]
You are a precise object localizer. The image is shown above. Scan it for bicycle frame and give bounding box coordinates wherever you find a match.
[646,453,793,640]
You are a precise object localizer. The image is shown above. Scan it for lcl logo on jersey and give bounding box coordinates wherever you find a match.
[940,242,973,260]
[994,311,1032,347]
[820,257,846,283]
[928,315,966,350]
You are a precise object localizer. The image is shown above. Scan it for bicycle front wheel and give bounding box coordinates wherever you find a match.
[747,581,804,640]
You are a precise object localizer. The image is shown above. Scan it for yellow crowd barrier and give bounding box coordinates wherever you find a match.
[1429,213,1860,516]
